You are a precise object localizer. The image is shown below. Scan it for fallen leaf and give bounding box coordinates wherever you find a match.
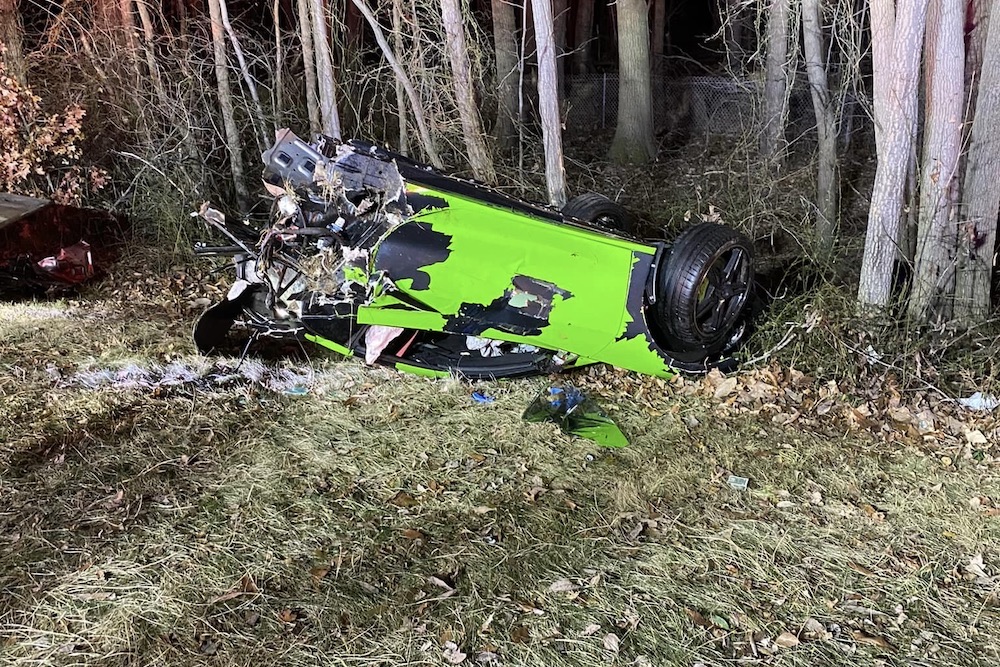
[851,630,892,649]
[714,377,738,399]
[581,623,602,636]
[685,607,712,628]
[401,528,425,540]
[548,579,577,593]
[277,608,299,623]
[510,625,530,643]
[803,618,825,636]
[603,633,620,653]
[389,491,418,507]
[848,561,876,577]
[775,631,800,648]
[472,506,495,515]
[309,565,330,582]
[965,430,988,446]
[442,640,467,664]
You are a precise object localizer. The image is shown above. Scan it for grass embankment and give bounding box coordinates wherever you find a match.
[2,258,1000,666]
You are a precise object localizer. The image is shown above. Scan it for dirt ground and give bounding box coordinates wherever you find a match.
[2,234,1000,667]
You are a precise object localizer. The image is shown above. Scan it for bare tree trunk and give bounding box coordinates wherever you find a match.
[217,0,271,149]
[298,0,322,135]
[761,0,792,161]
[491,0,518,147]
[392,0,409,154]
[857,0,928,308]
[609,0,654,164]
[531,0,567,206]
[954,0,1000,322]
[207,0,250,211]
[553,0,567,105]
[801,0,838,254]
[573,0,595,74]
[440,0,496,182]
[351,0,443,168]
[651,0,666,73]
[273,0,284,127]
[722,0,745,72]
[908,0,964,321]
[310,0,342,138]
[0,0,26,85]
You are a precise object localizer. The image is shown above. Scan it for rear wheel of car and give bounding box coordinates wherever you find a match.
[655,223,753,356]
[561,193,635,233]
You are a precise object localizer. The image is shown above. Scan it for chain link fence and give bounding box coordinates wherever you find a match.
[564,73,871,149]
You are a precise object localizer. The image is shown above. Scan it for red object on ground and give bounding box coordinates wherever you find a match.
[36,241,94,284]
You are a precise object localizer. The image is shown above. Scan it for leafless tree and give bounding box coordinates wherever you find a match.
[608,0,655,164]
[530,0,567,205]
[857,0,929,308]
[440,0,496,182]
[907,0,963,321]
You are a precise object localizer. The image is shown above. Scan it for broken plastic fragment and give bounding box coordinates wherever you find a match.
[472,391,495,404]
[957,392,1000,412]
[364,325,404,364]
[523,384,628,448]
[36,241,94,284]
[726,475,749,491]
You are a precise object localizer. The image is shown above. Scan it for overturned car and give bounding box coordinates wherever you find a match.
[194,130,754,379]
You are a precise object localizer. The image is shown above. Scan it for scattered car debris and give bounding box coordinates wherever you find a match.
[523,383,629,448]
[54,359,317,394]
[726,474,750,491]
[471,391,495,404]
[0,192,122,294]
[957,392,1000,412]
[193,129,754,379]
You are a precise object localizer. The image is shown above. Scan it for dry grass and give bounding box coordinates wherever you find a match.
[3,259,1000,667]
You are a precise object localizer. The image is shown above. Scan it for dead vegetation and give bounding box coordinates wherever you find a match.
[3,255,1000,667]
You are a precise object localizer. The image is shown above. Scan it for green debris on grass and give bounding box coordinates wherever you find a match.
[3,281,1000,667]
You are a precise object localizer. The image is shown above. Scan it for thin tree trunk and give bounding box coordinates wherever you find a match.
[297,0,322,135]
[722,0,744,72]
[609,0,654,164]
[0,0,26,85]
[573,0,595,74]
[531,0,567,206]
[207,0,250,211]
[392,0,409,154]
[761,0,792,161]
[857,0,928,308]
[351,0,443,168]
[218,0,271,149]
[491,0,518,148]
[273,0,284,130]
[954,0,1000,322]
[651,0,666,73]
[440,0,496,182]
[310,0,342,138]
[553,0,567,105]
[801,0,838,254]
[908,0,964,321]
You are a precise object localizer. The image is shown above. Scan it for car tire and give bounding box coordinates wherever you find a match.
[561,193,635,233]
[655,222,753,356]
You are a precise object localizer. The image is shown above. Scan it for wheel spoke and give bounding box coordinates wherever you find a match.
[721,249,745,283]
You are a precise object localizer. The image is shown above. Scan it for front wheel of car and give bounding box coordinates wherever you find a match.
[655,222,754,357]
[561,193,635,233]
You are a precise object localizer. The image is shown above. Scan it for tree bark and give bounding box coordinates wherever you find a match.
[491,0,518,147]
[609,0,654,164]
[218,0,271,149]
[273,0,284,127]
[298,0,322,135]
[351,0,443,168]
[954,0,1000,322]
[651,0,666,73]
[857,0,928,308]
[0,0,26,85]
[908,0,964,321]
[392,0,409,154]
[207,0,250,211]
[761,0,792,162]
[572,0,595,74]
[310,0,342,139]
[440,0,496,182]
[531,0,567,206]
[553,0,567,105]
[801,0,838,254]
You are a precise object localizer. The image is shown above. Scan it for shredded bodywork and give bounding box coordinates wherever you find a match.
[194,129,754,378]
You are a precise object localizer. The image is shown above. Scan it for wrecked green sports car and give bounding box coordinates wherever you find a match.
[194,130,754,379]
